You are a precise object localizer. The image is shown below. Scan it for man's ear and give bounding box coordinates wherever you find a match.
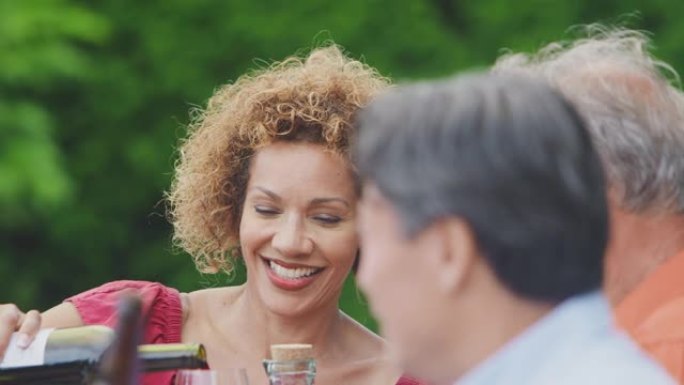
[431,218,479,294]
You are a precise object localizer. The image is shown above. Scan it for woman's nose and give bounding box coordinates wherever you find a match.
[272,216,314,257]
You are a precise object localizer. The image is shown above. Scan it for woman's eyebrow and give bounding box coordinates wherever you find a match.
[253,186,281,202]
[253,186,349,208]
[310,197,350,208]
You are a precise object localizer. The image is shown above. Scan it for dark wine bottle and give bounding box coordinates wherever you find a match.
[0,331,207,384]
[0,344,207,385]
[0,298,207,384]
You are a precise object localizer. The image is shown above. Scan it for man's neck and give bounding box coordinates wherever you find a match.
[435,281,554,384]
[604,208,684,305]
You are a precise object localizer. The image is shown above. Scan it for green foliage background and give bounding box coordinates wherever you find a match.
[2,0,684,331]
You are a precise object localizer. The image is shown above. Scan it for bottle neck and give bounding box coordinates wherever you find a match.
[138,343,208,372]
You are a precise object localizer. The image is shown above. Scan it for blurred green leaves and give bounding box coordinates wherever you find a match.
[0,102,68,221]
[0,0,109,225]
[0,0,109,85]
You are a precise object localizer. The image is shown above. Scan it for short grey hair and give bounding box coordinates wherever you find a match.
[493,25,684,214]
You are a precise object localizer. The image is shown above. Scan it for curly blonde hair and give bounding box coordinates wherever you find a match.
[167,45,389,274]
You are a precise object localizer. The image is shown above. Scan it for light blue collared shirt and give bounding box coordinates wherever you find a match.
[457,292,674,385]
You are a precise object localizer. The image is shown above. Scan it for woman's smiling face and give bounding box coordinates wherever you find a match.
[239,141,359,316]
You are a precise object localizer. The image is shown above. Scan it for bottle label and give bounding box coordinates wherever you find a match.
[0,328,54,368]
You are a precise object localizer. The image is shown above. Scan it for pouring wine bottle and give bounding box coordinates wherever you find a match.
[0,295,208,385]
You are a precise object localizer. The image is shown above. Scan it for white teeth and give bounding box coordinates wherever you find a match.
[269,261,319,280]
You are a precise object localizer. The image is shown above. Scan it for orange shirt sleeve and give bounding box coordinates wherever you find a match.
[641,340,684,383]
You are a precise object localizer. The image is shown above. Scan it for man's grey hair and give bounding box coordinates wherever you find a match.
[493,25,684,214]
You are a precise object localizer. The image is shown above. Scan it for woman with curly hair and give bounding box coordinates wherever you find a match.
[0,46,422,385]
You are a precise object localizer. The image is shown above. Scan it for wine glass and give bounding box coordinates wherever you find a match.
[174,369,249,385]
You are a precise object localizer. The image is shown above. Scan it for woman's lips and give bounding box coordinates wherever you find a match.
[262,258,324,291]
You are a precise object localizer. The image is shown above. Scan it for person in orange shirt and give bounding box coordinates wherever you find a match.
[493,26,684,381]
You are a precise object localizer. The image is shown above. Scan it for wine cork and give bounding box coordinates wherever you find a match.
[270,344,313,361]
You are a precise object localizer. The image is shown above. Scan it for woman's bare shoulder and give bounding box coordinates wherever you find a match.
[181,285,243,323]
